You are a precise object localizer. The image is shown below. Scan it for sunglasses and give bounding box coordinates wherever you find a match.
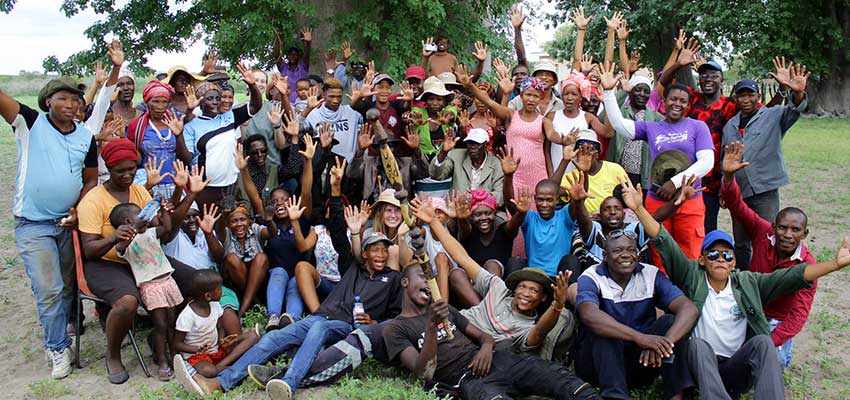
[249,149,268,156]
[705,250,734,262]
[609,229,637,239]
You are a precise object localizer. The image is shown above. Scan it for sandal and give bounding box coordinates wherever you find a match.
[159,366,174,382]
[105,359,129,385]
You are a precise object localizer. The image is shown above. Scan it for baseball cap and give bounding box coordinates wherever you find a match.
[733,79,760,94]
[361,231,394,252]
[701,230,735,252]
[463,128,489,144]
[405,66,426,81]
[372,73,395,86]
[697,61,723,74]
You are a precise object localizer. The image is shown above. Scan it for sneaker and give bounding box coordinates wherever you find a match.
[173,354,204,395]
[266,379,292,400]
[265,314,281,332]
[279,313,295,329]
[48,348,72,379]
[248,364,286,387]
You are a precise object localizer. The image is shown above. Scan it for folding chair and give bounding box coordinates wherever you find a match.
[72,230,151,377]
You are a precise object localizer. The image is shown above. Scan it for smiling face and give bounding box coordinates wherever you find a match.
[604,235,639,278]
[47,90,82,125]
[403,265,433,307]
[270,188,292,220]
[108,160,139,189]
[772,210,808,258]
[363,241,390,274]
[629,83,651,109]
[200,89,222,115]
[664,88,690,121]
[253,71,268,95]
[219,90,234,113]
[228,211,250,239]
[352,64,367,80]
[380,204,403,230]
[116,77,135,102]
[375,81,392,104]
[699,69,723,96]
[248,139,268,169]
[436,37,449,53]
[511,280,546,313]
[580,93,601,115]
[182,209,200,238]
[599,197,626,231]
[698,241,736,283]
[534,182,558,220]
[471,205,496,234]
[407,78,424,98]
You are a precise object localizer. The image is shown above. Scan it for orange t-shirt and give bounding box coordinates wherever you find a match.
[77,184,152,263]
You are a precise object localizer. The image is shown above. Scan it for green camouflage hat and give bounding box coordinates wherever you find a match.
[38,76,84,112]
[650,150,691,193]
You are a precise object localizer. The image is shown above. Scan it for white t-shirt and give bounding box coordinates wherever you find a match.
[175,301,224,358]
[692,277,747,358]
[551,110,589,168]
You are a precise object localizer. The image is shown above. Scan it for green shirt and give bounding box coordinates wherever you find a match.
[411,105,458,157]
[654,226,812,340]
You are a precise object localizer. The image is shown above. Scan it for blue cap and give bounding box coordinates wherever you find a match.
[701,230,735,252]
[697,61,723,74]
[733,79,760,94]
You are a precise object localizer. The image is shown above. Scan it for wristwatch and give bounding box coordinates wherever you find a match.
[326,68,335,76]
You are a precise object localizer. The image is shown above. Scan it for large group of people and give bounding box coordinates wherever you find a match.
[4,5,849,400]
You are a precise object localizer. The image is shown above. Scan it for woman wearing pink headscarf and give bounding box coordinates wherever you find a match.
[550,72,608,172]
[126,80,194,198]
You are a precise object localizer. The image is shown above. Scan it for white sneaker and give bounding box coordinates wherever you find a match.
[48,347,72,379]
[266,379,292,400]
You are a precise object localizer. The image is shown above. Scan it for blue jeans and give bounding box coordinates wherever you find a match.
[217,314,352,392]
[267,267,304,320]
[315,276,337,300]
[767,318,793,368]
[14,217,74,351]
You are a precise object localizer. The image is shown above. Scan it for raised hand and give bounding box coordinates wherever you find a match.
[306,86,322,109]
[722,141,750,178]
[234,142,249,171]
[358,199,371,228]
[409,111,428,127]
[402,122,420,150]
[579,54,594,74]
[617,175,643,210]
[485,110,500,129]
[283,110,300,138]
[604,11,624,30]
[365,61,377,84]
[496,69,514,94]
[410,195,437,224]
[107,39,124,67]
[236,62,256,86]
[570,6,592,29]
[184,86,200,110]
[357,123,374,150]
[492,58,510,77]
[399,81,415,102]
[196,204,219,234]
[171,159,189,188]
[457,109,471,128]
[324,48,339,70]
[674,175,706,206]
[454,64,472,86]
[510,5,526,28]
[299,134,316,159]
[267,101,284,127]
[677,36,701,66]
[789,63,810,94]
[188,164,211,194]
[440,127,459,153]
[163,110,184,135]
[472,41,488,62]
[301,27,312,42]
[272,73,290,98]
[285,196,306,221]
[202,50,219,75]
[434,109,455,125]
[330,157,347,189]
[93,61,107,87]
[629,50,641,73]
[616,20,632,40]
[673,29,686,51]
[422,37,435,57]
[836,237,850,269]
[599,61,619,90]
[562,171,595,202]
[496,147,521,175]
[144,157,168,187]
[512,186,533,213]
[342,41,354,60]
[97,116,125,143]
[319,122,335,148]
[454,191,472,220]
[344,204,362,233]
[550,270,571,310]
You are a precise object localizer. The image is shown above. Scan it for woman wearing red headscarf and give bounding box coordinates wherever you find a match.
[77,138,208,384]
[126,80,194,198]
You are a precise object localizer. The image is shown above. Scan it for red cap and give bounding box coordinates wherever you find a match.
[405,66,426,80]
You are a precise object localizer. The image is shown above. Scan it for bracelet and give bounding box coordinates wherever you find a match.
[272,125,282,129]
[352,230,362,236]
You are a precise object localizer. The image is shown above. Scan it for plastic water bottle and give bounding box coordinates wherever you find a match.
[352,296,365,328]
[137,198,162,224]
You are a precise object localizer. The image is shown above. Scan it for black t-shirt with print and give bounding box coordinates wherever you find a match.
[383,307,478,385]
[460,223,514,268]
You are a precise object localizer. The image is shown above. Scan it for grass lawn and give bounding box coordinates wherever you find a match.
[0,89,848,398]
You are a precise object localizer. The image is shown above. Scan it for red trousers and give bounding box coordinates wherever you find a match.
[645,195,706,274]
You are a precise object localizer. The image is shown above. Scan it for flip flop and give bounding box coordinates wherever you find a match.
[105,359,129,385]
[159,366,174,382]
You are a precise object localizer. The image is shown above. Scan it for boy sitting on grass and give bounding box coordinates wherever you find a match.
[172,270,259,378]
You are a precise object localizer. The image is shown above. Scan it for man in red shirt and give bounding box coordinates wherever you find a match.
[720,142,816,367]
[658,54,737,234]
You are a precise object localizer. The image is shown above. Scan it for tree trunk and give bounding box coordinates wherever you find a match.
[807,67,850,117]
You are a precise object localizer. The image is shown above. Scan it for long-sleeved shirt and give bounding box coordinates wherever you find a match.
[720,176,816,346]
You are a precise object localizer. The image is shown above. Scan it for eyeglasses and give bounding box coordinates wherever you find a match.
[609,229,637,239]
[699,72,722,80]
[705,250,734,262]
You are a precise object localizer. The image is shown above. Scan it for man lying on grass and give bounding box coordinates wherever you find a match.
[620,174,850,400]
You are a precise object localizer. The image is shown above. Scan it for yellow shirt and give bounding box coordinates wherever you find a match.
[78,184,152,263]
[560,161,627,214]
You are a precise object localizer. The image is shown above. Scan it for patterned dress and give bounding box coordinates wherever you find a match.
[505,110,547,257]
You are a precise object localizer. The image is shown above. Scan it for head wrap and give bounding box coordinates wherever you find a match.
[476,81,496,99]
[118,63,135,83]
[469,189,497,211]
[219,81,235,94]
[520,77,545,93]
[430,197,449,213]
[628,74,654,91]
[561,71,593,100]
[101,138,139,168]
[195,82,221,99]
[142,80,175,103]
[231,205,251,218]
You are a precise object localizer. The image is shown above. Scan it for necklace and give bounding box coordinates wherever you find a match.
[150,119,172,142]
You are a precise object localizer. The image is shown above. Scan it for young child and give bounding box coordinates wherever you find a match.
[293,78,311,115]
[110,201,183,381]
[172,270,259,378]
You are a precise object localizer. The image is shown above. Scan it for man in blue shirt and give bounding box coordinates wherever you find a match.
[1,76,100,379]
[575,231,699,399]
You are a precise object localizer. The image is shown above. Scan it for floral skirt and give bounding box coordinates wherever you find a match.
[140,275,184,310]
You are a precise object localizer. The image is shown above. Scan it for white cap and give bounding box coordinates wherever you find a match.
[575,128,600,145]
[464,128,489,144]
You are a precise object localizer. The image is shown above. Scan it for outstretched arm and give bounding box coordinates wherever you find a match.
[599,62,636,139]
[457,64,512,121]
[510,6,529,69]
[570,7,592,71]
[411,198,482,281]
[603,12,624,64]
[659,32,700,88]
